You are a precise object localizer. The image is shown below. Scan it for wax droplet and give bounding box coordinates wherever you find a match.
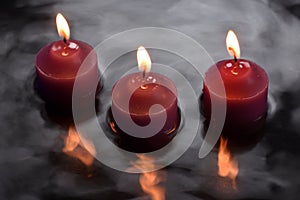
[240,61,250,68]
[61,51,69,56]
[231,68,239,75]
[226,63,233,68]
[141,85,148,90]
[68,42,79,50]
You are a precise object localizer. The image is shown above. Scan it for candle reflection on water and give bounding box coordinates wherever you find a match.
[218,137,239,190]
[130,155,166,200]
[62,125,96,167]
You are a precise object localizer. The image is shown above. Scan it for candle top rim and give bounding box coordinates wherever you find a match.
[113,95,178,116]
[204,59,268,100]
[112,72,178,115]
[36,40,97,78]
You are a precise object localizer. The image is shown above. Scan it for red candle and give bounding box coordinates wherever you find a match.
[202,30,268,137]
[110,46,179,152]
[35,13,100,108]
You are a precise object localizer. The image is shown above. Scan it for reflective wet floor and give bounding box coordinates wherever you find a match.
[1,0,300,199]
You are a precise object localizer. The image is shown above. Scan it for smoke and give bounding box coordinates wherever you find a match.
[0,0,300,199]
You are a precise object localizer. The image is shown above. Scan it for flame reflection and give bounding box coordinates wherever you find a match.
[130,155,166,200]
[218,137,239,189]
[62,126,96,167]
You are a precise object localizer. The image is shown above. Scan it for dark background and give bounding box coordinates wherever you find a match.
[1,0,300,200]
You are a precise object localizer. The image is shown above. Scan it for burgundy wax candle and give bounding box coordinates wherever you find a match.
[35,13,100,108]
[112,72,179,134]
[110,47,179,152]
[202,30,268,137]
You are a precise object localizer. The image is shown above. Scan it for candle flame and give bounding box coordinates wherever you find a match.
[56,13,70,40]
[218,137,239,190]
[137,46,152,73]
[226,30,240,59]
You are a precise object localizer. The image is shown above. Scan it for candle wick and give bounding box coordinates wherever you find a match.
[63,37,68,45]
[141,69,147,89]
[229,47,238,63]
[234,54,237,63]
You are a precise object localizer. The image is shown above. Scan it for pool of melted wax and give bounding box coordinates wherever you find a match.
[0,0,300,199]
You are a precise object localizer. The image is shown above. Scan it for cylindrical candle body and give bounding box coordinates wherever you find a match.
[36,40,100,108]
[110,72,179,152]
[202,59,268,137]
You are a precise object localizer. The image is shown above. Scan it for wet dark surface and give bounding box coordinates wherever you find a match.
[1,0,300,200]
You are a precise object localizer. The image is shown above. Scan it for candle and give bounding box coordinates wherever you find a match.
[110,46,180,152]
[202,30,268,138]
[35,13,100,108]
